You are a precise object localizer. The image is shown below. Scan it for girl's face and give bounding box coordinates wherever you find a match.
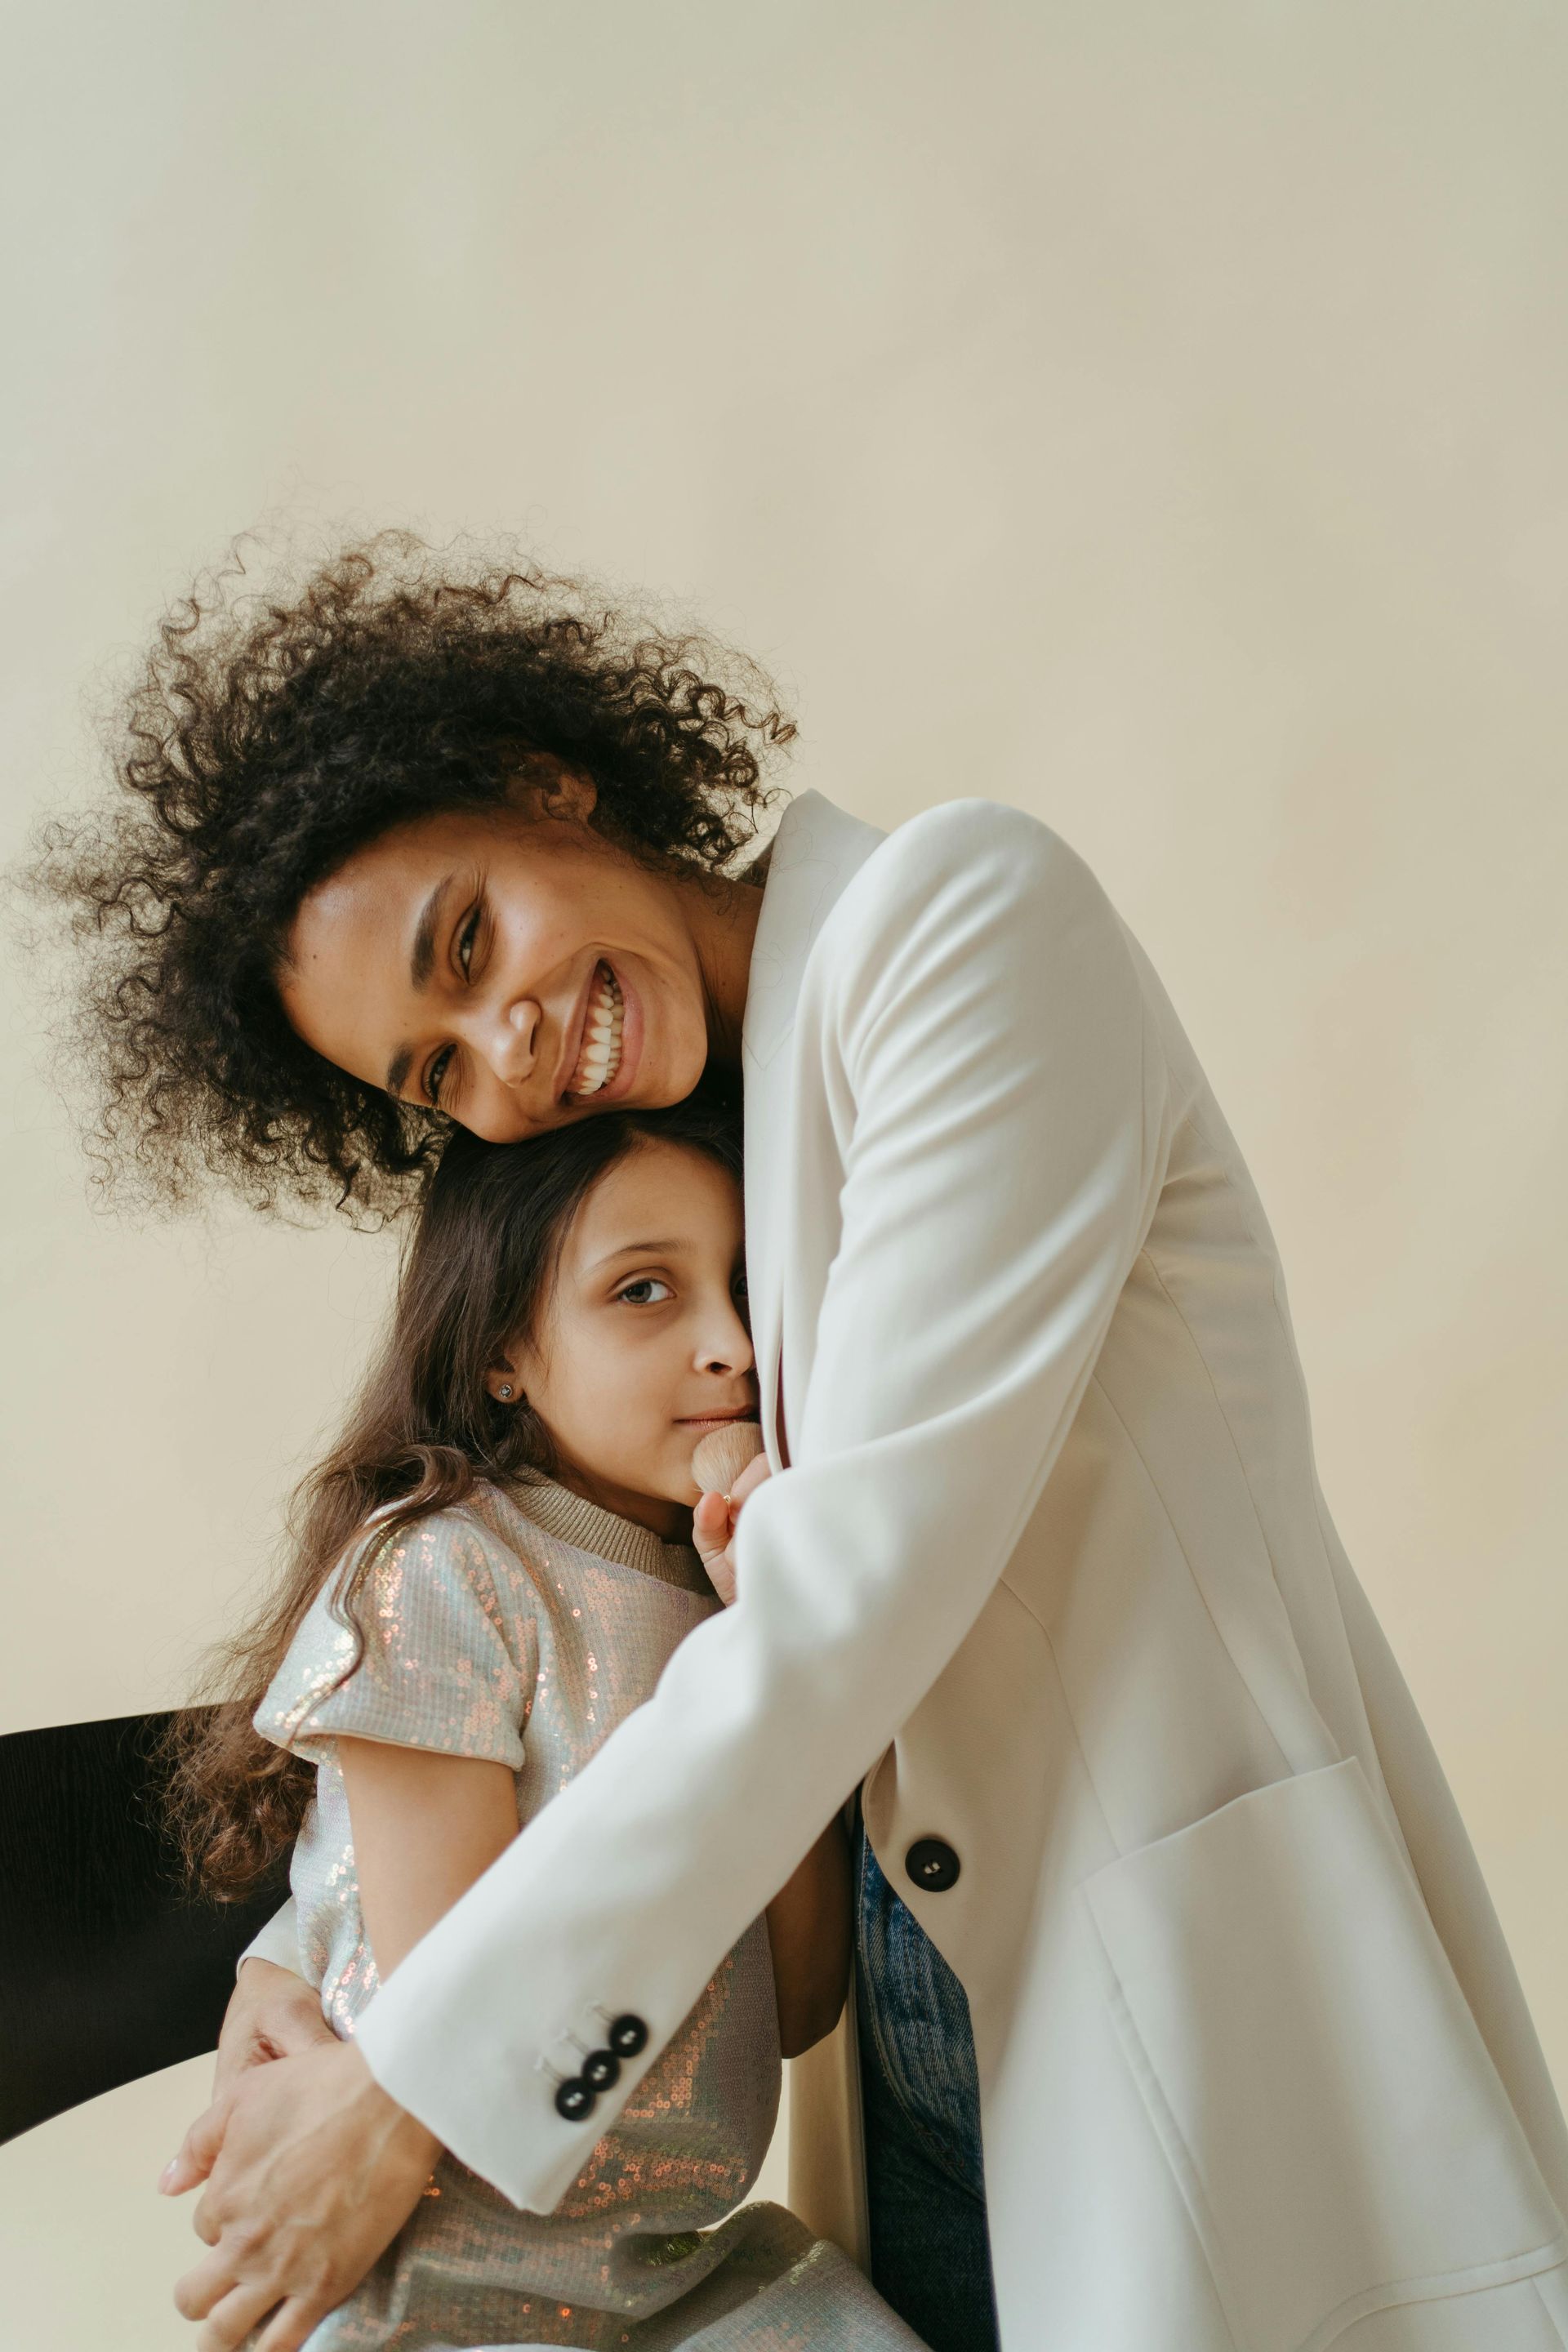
[278,774,756,1145]
[492,1138,755,1539]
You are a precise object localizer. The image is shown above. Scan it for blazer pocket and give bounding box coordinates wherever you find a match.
[1084,1758,1566,2352]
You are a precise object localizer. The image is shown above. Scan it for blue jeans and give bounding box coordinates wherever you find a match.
[853,1815,1002,2352]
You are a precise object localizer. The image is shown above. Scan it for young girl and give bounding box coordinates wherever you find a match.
[170,1095,923,2351]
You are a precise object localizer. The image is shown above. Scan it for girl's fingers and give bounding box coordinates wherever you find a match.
[691,1490,739,1603]
[194,2278,285,2352]
[728,1454,773,1509]
[691,1490,733,1567]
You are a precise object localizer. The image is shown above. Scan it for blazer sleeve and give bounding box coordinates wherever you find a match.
[354,799,1174,2212]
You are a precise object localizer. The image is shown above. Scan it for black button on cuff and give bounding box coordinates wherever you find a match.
[581,2047,621,2091]
[905,1837,961,1893]
[607,2012,649,2058]
[554,2076,595,2121]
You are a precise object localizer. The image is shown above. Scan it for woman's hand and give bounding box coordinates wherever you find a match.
[167,2038,439,2352]
[159,1957,337,2204]
[692,1451,773,1605]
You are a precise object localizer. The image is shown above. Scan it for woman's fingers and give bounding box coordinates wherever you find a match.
[172,2241,249,2321]
[171,2039,437,2345]
[159,2082,236,2198]
[254,2294,335,2352]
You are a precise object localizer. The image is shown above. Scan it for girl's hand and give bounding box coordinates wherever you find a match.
[210,1957,336,2109]
[692,1452,772,1605]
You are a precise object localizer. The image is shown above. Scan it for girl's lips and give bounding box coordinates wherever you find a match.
[677,1411,754,1429]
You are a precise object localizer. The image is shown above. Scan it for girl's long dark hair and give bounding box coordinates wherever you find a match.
[164,1087,742,1897]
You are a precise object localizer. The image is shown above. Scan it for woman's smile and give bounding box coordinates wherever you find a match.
[563,960,643,1106]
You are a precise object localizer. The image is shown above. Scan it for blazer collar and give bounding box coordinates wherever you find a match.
[741,790,887,1072]
[739,791,887,1468]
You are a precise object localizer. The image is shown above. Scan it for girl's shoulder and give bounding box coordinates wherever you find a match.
[346,1485,537,1613]
[256,1488,537,1766]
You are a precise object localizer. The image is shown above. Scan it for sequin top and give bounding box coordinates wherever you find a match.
[253,1474,803,2343]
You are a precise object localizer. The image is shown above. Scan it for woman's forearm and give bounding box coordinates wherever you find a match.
[764,1812,852,2058]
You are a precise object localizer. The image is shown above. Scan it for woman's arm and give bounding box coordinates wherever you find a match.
[697,1459,852,2058]
[764,1813,852,2057]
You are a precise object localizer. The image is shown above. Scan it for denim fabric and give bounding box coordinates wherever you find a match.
[853,1817,1003,2352]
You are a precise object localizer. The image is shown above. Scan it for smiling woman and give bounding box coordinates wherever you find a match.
[35,532,792,1217]
[277,786,744,1144]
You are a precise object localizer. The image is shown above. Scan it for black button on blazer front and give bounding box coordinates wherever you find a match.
[905,1837,961,1892]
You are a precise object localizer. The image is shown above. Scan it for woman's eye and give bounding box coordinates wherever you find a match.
[424,1045,455,1107]
[618,1278,673,1306]
[457,906,481,978]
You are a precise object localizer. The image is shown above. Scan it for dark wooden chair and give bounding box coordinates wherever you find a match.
[0,1711,291,2144]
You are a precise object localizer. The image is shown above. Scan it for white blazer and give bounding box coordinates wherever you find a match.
[256,790,1568,2350]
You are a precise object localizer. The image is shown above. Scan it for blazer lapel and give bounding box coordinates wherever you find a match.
[741,791,886,1467]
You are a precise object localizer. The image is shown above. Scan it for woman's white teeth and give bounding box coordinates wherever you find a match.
[571,966,625,1096]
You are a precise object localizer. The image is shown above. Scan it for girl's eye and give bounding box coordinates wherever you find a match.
[424,1044,456,1107]
[457,906,481,978]
[617,1277,674,1307]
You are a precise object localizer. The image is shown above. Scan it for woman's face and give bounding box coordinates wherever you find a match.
[496,1138,755,1538]
[278,780,724,1143]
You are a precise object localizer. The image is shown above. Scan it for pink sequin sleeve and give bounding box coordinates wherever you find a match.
[254,1508,532,1771]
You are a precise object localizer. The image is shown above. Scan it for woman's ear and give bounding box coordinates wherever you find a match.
[506,752,598,826]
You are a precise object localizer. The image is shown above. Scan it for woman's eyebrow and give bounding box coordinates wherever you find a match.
[409,875,454,988]
[383,875,456,1095]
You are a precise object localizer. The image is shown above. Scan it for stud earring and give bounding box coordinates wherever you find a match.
[498,1383,514,1401]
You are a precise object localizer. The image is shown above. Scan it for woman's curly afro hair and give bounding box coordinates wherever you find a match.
[38,532,791,1221]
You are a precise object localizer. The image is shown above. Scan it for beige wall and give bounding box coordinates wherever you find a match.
[4,3,1566,2343]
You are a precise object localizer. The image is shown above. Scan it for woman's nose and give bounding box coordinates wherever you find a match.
[475,994,541,1089]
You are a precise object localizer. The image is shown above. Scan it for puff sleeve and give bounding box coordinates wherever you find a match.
[255,1507,532,1773]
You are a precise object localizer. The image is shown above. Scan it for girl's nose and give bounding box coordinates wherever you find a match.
[698,1305,755,1379]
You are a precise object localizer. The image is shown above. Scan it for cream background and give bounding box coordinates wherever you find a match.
[2,3,1566,2344]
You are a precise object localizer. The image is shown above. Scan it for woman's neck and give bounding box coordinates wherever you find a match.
[679,866,765,1072]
